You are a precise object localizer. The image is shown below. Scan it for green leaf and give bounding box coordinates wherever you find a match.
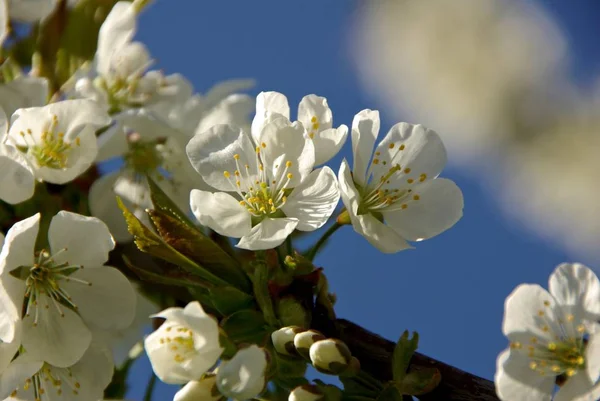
[251,258,279,326]
[117,197,227,288]
[122,255,208,290]
[210,287,255,316]
[397,368,441,396]
[147,208,250,292]
[220,309,268,345]
[271,352,307,379]
[276,296,310,328]
[339,376,380,399]
[392,331,419,382]
[146,176,196,228]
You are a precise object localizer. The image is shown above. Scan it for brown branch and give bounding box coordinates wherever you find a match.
[325,318,500,401]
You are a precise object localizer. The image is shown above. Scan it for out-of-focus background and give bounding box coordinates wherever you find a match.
[128,1,600,399]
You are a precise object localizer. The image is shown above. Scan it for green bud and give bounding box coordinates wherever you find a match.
[278,297,310,328]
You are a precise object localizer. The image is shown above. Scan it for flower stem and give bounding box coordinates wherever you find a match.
[143,373,157,401]
[305,222,343,261]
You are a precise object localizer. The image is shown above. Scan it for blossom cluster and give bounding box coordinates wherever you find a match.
[0,1,595,401]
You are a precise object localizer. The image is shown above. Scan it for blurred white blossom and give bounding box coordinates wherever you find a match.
[216,345,268,401]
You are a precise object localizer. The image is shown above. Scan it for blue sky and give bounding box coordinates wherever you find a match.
[126,1,600,399]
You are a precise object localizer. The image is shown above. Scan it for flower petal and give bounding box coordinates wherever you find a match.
[61,267,136,331]
[69,342,115,400]
[97,1,136,76]
[313,125,348,166]
[0,356,43,400]
[548,263,600,320]
[0,144,35,204]
[554,373,595,401]
[0,320,20,374]
[196,93,254,135]
[49,211,115,268]
[217,345,268,400]
[502,284,556,341]
[96,123,128,162]
[186,124,257,192]
[494,348,554,401]
[237,217,299,250]
[190,189,251,238]
[21,293,92,367]
[282,167,340,231]
[298,94,333,133]
[585,330,600,384]
[382,178,463,242]
[88,172,132,242]
[0,213,39,276]
[251,91,290,143]
[351,109,380,186]
[174,376,220,401]
[0,76,48,117]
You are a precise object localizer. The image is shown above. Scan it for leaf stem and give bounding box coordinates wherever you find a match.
[305,222,342,261]
[142,373,157,401]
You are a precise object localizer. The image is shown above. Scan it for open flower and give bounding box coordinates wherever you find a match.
[338,110,463,253]
[216,345,268,400]
[89,109,199,241]
[4,99,110,184]
[187,119,340,250]
[0,342,114,401]
[72,1,186,113]
[145,301,223,385]
[495,263,600,401]
[251,91,348,165]
[0,211,136,367]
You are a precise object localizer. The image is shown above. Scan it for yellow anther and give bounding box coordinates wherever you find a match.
[271,207,276,213]
[256,146,260,153]
[419,173,427,182]
[551,366,561,373]
[234,170,240,176]
[286,161,292,167]
[399,144,405,150]
[510,342,522,349]
[282,196,287,203]
[260,182,268,189]
[259,164,264,171]
[543,300,550,306]
[577,356,585,365]
[236,180,241,187]
[75,137,81,146]
[234,154,240,160]
[239,201,246,206]
[389,143,395,149]
[268,199,274,204]
[566,369,576,377]
[413,195,420,200]
[529,361,537,370]
[530,337,538,344]
[538,310,545,316]
[401,204,408,209]
[261,142,267,148]
[407,178,414,184]
[373,159,380,165]
[309,133,315,139]
[20,131,25,136]
[547,343,556,351]
[577,325,586,333]
[404,168,411,174]
[287,173,293,179]
[311,116,318,123]
[375,151,381,156]
[223,171,231,178]
[542,325,549,332]
[567,315,575,322]
[312,123,319,130]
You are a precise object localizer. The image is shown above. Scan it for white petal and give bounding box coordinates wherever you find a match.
[174,376,220,401]
[0,1,6,47]
[201,78,255,113]
[186,124,257,192]
[97,1,136,76]
[0,213,39,276]
[585,331,600,383]
[494,348,553,401]
[0,275,24,343]
[554,373,595,401]
[372,123,447,186]
[69,342,115,400]
[96,123,128,162]
[549,263,600,320]
[259,118,315,188]
[502,284,556,341]
[236,218,298,250]
[61,267,136,331]
[48,210,115,268]
[351,109,380,186]
[0,320,20,374]
[338,160,410,253]
[196,93,254,135]
[0,76,48,117]
[0,356,43,399]
[21,294,91,367]
[88,172,132,242]
[298,94,333,132]
[312,125,348,166]
[251,91,290,143]
[382,178,464,242]
[190,189,251,238]
[217,345,267,400]
[282,167,340,231]
[0,144,35,204]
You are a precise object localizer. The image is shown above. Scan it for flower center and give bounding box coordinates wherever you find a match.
[160,325,196,363]
[18,115,80,169]
[223,145,293,218]
[10,248,90,324]
[357,143,428,215]
[123,135,165,175]
[10,363,82,399]
[510,301,588,381]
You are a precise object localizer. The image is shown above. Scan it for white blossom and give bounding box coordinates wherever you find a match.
[216,345,268,401]
[187,118,340,250]
[271,326,304,356]
[338,110,463,253]
[89,109,199,241]
[0,211,136,367]
[495,263,600,401]
[0,76,48,118]
[0,342,114,401]
[72,1,186,113]
[145,301,223,385]
[174,374,223,401]
[309,339,352,375]
[5,99,110,184]
[251,91,348,165]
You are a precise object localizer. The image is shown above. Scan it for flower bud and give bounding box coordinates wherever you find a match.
[293,330,326,359]
[174,374,223,401]
[217,345,269,400]
[271,326,304,356]
[309,339,353,375]
[289,384,324,401]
